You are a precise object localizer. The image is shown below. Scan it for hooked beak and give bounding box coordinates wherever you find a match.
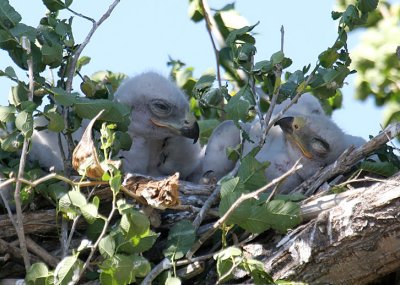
[151,112,199,143]
[274,116,294,134]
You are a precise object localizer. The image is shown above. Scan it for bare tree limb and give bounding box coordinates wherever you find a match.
[256,171,400,284]
[25,236,60,268]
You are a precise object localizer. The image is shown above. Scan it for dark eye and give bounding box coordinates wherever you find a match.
[294,124,299,130]
[311,138,330,156]
[150,100,172,115]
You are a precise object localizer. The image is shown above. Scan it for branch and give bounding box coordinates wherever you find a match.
[258,172,400,284]
[12,37,35,271]
[199,0,222,88]
[186,161,302,259]
[293,122,400,196]
[141,258,172,285]
[65,0,121,93]
[192,184,220,231]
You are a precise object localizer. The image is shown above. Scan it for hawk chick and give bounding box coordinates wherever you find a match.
[29,72,201,179]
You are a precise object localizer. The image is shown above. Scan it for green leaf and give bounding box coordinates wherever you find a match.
[10,23,36,42]
[45,111,65,132]
[194,73,216,92]
[235,205,272,233]
[357,0,379,13]
[225,84,255,123]
[198,119,220,145]
[331,11,343,20]
[9,83,28,106]
[240,259,274,285]
[253,60,273,74]
[214,247,242,283]
[41,43,63,67]
[120,209,150,238]
[163,220,196,260]
[238,155,269,191]
[359,160,399,177]
[214,246,242,260]
[263,200,301,232]
[226,22,259,46]
[4,66,17,79]
[81,203,98,224]
[0,30,18,49]
[58,191,87,218]
[225,95,250,123]
[54,255,83,285]
[318,48,340,68]
[270,51,284,65]
[76,56,91,72]
[0,0,22,29]
[49,87,78,107]
[110,173,121,194]
[74,98,130,123]
[1,131,23,151]
[26,262,52,285]
[0,106,16,122]
[42,0,72,12]
[219,177,242,198]
[100,254,151,284]
[99,235,116,259]
[188,0,203,22]
[15,110,33,138]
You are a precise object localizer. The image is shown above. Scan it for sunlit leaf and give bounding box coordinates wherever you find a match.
[54,255,83,285]
[99,235,116,259]
[163,220,196,260]
[0,0,22,29]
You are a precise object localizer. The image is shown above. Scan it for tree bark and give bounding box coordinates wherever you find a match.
[250,172,400,284]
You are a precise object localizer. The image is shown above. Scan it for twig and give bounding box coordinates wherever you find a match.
[257,26,285,146]
[0,173,108,190]
[25,236,60,268]
[199,0,222,88]
[12,37,34,271]
[75,192,117,283]
[192,184,220,231]
[186,161,302,259]
[67,8,96,24]
[294,122,400,196]
[263,63,320,138]
[141,258,172,285]
[65,0,120,93]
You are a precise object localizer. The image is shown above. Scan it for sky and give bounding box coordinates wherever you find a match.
[0,0,384,141]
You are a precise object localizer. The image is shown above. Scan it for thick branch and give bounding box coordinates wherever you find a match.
[250,172,400,284]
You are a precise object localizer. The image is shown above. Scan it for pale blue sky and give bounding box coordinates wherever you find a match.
[1,0,383,141]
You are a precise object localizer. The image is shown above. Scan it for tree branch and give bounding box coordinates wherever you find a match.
[12,37,34,272]
[186,161,302,259]
[199,0,222,88]
[257,172,400,284]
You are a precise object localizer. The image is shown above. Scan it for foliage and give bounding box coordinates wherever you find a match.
[0,0,387,284]
[335,0,400,127]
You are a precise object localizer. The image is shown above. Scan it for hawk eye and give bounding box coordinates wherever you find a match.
[150,100,172,116]
[311,137,330,156]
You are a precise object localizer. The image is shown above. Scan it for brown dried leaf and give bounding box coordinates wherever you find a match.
[72,110,105,178]
[122,173,180,209]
